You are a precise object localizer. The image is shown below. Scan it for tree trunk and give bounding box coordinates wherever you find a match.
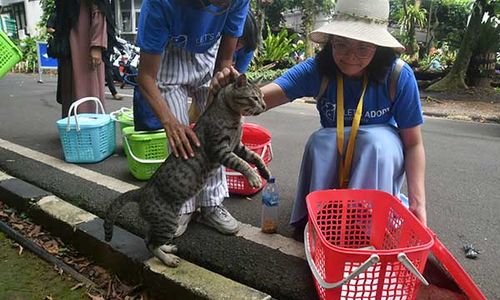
[426,0,485,92]
[254,0,266,58]
[302,0,315,58]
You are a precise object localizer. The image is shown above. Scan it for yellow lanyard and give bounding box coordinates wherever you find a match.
[336,74,368,188]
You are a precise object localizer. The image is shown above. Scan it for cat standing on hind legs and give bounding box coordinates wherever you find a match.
[104,74,271,267]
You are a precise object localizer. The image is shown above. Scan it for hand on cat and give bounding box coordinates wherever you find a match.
[210,66,239,94]
[163,115,200,160]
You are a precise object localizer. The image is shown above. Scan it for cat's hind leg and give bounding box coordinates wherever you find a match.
[147,228,180,267]
[148,243,180,267]
[159,244,178,253]
[145,213,180,267]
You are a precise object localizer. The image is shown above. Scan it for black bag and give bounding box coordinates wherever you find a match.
[47,34,70,59]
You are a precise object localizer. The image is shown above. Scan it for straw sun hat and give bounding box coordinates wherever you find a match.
[309,0,405,53]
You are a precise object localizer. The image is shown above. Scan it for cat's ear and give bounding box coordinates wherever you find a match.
[235,74,248,88]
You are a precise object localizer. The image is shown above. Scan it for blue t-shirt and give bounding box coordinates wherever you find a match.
[233,48,254,73]
[274,58,423,129]
[137,0,250,54]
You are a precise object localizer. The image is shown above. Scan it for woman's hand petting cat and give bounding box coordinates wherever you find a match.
[210,66,239,94]
[163,115,200,160]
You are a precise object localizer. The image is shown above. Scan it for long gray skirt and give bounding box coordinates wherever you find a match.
[290,124,405,226]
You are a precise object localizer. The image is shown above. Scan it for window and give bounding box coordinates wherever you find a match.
[116,0,142,34]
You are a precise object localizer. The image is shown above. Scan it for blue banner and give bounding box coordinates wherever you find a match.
[37,41,58,69]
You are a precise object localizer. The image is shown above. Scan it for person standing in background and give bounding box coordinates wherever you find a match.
[54,0,111,117]
[134,0,250,237]
[103,52,124,100]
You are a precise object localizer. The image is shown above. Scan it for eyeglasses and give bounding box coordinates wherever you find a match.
[332,41,377,59]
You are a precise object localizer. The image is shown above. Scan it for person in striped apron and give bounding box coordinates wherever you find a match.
[134,0,250,237]
[212,0,427,241]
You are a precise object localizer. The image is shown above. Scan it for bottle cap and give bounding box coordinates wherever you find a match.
[267,176,275,183]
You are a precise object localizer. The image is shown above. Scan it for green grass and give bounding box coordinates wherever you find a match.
[0,232,88,300]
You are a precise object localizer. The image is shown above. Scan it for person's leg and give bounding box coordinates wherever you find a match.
[348,124,405,194]
[105,63,122,99]
[290,128,339,240]
[189,41,238,235]
[154,46,199,237]
[59,57,75,117]
[190,84,238,235]
[290,125,405,241]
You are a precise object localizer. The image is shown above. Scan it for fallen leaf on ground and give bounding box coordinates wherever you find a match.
[44,240,60,254]
[86,292,105,300]
[28,225,42,237]
[71,282,84,291]
[11,223,24,231]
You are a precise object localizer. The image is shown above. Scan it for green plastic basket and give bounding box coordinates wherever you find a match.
[110,107,134,132]
[0,31,22,79]
[122,127,169,180]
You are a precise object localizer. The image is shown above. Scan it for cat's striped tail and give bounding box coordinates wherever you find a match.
[104,189,141,242]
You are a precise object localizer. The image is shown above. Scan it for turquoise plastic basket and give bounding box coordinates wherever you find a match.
[0,30,22,79]
[56,97,116,163]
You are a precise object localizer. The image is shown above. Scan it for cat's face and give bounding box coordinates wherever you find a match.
[225,74,266,116]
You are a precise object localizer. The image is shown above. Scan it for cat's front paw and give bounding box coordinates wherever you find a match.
[258,165,272,181]
[246,172,263,188]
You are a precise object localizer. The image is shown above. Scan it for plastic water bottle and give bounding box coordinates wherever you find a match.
[261,176,279,234]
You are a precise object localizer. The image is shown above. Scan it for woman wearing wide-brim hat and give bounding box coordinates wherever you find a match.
[213,0,427,236]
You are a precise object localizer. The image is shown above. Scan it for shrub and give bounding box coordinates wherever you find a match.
[251,25,304,71]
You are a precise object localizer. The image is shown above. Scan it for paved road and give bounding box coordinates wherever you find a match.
[1,73,499,299]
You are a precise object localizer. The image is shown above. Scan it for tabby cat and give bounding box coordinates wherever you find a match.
[103,74,271,267]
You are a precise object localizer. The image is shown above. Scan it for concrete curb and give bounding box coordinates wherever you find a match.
[0,171,272,300]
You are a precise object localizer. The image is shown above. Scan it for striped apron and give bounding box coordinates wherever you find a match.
[157,41,228,214]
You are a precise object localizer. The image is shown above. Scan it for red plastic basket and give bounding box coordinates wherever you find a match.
[226,123,272,196]
[428,232,487,300]
[305,189,434,300]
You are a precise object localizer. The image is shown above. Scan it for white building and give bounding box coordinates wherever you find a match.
[283,9,331,33]
[0,0,43,38]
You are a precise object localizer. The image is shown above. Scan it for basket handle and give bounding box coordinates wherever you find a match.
[397,253,429,285]
[262,143,273,161]
[304,223,380,289]
[110,107,134,125]
[66,97,106,132]
[224,144,271,176]
[122,130,167,164]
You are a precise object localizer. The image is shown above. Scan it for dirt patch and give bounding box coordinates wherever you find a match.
[420,88,500,123]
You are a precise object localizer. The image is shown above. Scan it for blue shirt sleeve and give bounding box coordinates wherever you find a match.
[234,49,254,73]
[136,0,170,54]
[224,0,250,37]
[391,64,424,128]
[273,58,321,101]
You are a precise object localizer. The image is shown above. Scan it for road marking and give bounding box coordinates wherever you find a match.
[0,138,305,259]
[105,92,133,98]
